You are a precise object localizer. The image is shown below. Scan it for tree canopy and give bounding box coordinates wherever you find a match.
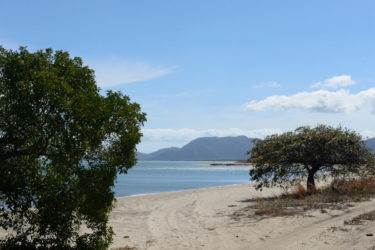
[249,125,374,193]
[0,46,146,249]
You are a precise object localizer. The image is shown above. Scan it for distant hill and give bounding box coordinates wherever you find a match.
[137,136,375,161]
[365,138,375,152]
[138,136,255,161]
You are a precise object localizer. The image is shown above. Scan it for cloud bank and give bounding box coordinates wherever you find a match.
[245,88,375,113]
[311,75,356,89]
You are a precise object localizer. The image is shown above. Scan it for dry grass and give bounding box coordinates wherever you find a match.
[236,177,375,219]
[111,247,136,250]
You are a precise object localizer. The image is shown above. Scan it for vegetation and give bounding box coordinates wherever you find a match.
[0,47,146,249]
[249,125,374,193]
[234,177,375,219]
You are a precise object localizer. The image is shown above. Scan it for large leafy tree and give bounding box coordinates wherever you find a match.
[0,46,146,249]
[249,125,374,193]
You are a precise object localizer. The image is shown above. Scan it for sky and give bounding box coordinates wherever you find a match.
[1,0,375,152]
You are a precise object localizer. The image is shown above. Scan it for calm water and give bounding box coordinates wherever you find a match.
[114,161,251,197]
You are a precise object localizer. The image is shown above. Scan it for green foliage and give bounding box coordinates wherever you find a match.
[249,125,374,192]
[0,46,146,249]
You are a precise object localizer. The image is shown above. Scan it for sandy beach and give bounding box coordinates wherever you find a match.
[109,183,375,250]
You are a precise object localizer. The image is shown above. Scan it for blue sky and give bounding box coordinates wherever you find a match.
[2,0,375,152]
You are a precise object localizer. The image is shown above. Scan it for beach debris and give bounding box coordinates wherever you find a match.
[228,204,237,207]
[123,235,130,238]
[366,233,373,237]
[344,210,375,225]
[146,239,155,244]
[233,211,243,216]
[329,226,350,232]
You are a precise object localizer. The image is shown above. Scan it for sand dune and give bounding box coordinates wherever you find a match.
[110,184,375,250]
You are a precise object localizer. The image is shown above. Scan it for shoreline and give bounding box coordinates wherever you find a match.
[209,162,251,166]
[137,160,250,164]
[116,183,251,199]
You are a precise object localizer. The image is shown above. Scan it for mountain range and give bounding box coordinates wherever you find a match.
[138,136,254,161]
[137,136,375,161]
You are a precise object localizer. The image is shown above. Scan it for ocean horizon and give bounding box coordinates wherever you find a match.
[114,161,251,197]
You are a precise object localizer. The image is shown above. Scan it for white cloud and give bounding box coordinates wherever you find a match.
[245,88,375,113]
[311,75,356,89]
[142,128,282,142]
[92,61,174,88]
[361,130,375,139]
[251,81,280,89]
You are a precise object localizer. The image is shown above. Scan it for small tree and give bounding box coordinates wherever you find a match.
[249,125,374,193]
[0,47,146,249]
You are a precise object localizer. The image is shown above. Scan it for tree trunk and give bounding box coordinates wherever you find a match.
[307,171,316,194]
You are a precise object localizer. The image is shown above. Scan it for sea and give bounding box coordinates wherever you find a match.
[114,161,251,197]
